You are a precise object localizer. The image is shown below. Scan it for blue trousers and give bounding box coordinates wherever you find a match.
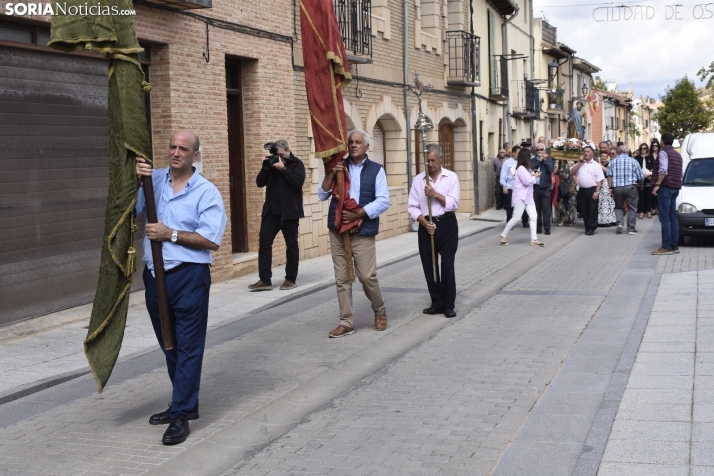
[143,264,211,419]
[657,186,679,249]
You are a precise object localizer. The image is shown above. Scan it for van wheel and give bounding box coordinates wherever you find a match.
[678,233,686,246]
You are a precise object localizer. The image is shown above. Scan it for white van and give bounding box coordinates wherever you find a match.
[677,132,714,244]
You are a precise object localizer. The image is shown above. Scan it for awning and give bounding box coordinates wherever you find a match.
[543,47,568,60]
[488,0,518,17]
[573,57,601,74]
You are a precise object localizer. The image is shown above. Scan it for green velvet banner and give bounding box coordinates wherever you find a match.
[50,1,152,392]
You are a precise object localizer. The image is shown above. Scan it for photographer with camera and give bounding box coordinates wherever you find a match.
[249,140,306,291]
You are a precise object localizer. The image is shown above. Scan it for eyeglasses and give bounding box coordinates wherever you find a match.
[536,148,545,151]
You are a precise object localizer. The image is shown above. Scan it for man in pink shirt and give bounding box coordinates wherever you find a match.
[408,144,461,318]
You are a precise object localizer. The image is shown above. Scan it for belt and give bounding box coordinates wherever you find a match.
[165,262,201,275]
[425,212,455,222]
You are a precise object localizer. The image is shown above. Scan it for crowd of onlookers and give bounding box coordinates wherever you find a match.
[493,133,685,255]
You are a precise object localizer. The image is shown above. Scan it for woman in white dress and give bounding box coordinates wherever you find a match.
[597,152,616,226]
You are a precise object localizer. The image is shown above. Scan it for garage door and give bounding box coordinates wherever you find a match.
[0,45,111,326]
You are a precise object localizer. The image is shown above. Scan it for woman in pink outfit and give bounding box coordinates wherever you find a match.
[500,149,545,247]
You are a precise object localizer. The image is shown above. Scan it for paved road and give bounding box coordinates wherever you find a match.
[0,214,493,400]
[0,215,712,476]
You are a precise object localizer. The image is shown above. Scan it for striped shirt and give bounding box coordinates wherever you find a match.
[606,154,645,187]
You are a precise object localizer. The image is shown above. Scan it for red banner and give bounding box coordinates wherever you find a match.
[300,0,361,234]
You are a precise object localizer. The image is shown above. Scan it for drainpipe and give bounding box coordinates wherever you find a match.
[404,0,413,195]
[470,0,480,215]
[529,0,535,140]
[502,6,519,145]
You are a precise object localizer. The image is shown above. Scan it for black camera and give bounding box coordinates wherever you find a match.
[264,142,280,166]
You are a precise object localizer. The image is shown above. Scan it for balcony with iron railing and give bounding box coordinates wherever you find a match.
[512,80,540,118]
[334,0,372,63]
[542,20,557,46]
[445,30,480,87]
[489,55,509,101]
[546,88,565,111]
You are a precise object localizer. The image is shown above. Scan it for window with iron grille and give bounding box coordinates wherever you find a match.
[334,0,372,57]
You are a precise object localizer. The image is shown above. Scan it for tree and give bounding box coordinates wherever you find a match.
[655,77,713,136]
[629,111,640,140]
[592,76,608,90]
[698,61,714,89]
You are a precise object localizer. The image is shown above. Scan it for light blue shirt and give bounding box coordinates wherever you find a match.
[500,157,517,189]
[317,156,390,219]
[136,167,227,273]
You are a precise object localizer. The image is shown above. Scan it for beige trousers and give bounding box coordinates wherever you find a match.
[329,229,386,328]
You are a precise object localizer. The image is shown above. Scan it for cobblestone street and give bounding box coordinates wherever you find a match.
[0,214,713,476]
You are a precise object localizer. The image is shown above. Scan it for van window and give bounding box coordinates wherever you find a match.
[683,158,714,186]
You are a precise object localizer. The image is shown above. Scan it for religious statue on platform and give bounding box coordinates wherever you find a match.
[568,101,586,140]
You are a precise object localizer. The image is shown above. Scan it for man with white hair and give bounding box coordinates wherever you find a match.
[318,129,390,337]
[408,143,460,318]
[493,148,507,210]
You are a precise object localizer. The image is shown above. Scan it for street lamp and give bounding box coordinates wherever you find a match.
[548,60,558,89]
[581,79,589,98]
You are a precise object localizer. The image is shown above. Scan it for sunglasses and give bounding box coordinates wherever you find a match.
[640,147,648,151]
[536,148,545,151]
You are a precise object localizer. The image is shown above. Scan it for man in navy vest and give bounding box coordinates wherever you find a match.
[651,132,683,255]
[318,129,390,338]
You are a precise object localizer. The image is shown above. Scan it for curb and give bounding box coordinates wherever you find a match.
[0,224,496,408]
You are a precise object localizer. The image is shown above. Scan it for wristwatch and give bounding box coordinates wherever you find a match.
[170,229,178,244]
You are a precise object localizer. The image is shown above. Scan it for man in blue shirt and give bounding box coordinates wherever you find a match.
[135,130,227,445]
[318,129,390,338]
[606,145,645,235]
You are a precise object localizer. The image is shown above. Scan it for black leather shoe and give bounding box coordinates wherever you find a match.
[537,228,543,234]
[162,417,190,445]
[150,403,199,425]
[444,309,457,318]
[545,230,551,235]
[423,306,445,315]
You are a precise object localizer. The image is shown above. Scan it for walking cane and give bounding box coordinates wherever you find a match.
[407,72,439,284]
[420,129,440,284]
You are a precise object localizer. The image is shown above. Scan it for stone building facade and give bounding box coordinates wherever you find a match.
[292,0,478,260]
[0,0,297,323]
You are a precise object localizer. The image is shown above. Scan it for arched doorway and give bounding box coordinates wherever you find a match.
[370,121,386,171]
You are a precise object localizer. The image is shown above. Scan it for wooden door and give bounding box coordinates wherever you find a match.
[226,61,248,253]
[438,122,454,171]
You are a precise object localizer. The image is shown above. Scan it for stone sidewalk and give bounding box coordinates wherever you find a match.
[598,268,714,475]
[0,211,500,402]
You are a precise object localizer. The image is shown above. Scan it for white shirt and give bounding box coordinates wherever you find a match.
[571,159,605,189]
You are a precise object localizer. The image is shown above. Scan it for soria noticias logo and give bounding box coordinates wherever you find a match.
[5,2,136,15]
